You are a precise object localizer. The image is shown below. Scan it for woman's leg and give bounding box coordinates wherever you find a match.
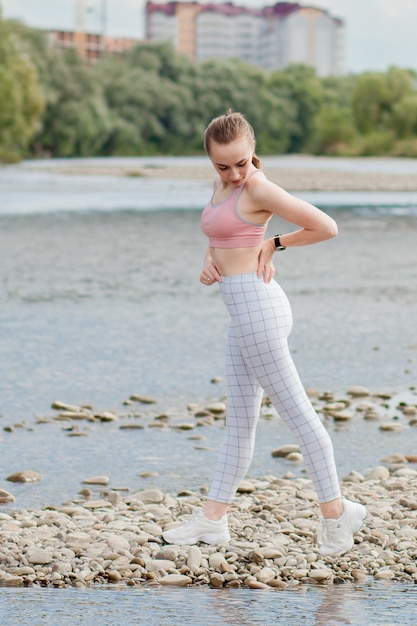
[206,321,264,507]
[221,274,341,505]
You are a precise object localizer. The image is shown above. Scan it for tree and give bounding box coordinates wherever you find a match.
[0,14,44,161]
[266,65,324,153]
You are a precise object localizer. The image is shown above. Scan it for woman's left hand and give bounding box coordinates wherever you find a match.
[257,238,276,283]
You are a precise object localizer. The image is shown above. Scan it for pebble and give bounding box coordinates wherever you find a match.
[271,444,301,458]
[347,386,370,398]
[365,466,390,481]
[1,387,417,590]
[0,489,15,503]
[82,476,110,486]
[0,468,416,589]
[6,470,42,483]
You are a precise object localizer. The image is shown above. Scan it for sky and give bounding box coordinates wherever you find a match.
[1,0,417,74]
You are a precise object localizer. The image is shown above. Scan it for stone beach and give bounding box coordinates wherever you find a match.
[31,158,417,191]
[1,386,416,589]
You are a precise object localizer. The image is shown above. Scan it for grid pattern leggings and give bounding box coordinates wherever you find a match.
[208,272,341,505]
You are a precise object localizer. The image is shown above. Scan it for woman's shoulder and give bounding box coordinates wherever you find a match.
[245,170,292,211]
[246,169,279,196]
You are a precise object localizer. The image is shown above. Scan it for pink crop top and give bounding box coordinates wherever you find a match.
[201,170,268,248]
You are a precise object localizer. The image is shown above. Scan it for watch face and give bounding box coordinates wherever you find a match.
[274,235,285,250]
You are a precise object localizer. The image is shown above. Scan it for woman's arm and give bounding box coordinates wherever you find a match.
[253,179,338,282]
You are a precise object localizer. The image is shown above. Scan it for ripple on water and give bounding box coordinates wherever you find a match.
[0,583,416,625]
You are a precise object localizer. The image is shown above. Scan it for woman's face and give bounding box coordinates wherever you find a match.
[208,136,255,187]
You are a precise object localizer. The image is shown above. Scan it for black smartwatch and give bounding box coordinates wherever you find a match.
[274,234,286,251]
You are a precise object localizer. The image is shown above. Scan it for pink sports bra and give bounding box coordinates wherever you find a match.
[201,170,269,248]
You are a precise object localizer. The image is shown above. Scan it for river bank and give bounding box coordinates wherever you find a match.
[23,154,417,191]
[1,467,416,590]
[1,386,416,589]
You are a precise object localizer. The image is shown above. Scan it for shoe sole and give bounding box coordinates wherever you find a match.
[163,531,230,545]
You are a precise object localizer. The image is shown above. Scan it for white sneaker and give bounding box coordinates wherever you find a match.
[317,498,367,556]
[162,508,230,545]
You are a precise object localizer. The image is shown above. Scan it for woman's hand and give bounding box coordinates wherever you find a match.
[200,254,222,286]
[257,238,276,283]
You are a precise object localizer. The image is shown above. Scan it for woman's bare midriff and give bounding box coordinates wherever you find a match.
[210,246,262,276]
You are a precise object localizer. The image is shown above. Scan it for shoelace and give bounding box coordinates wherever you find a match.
[318,518,340,544]
[178,509,203,528]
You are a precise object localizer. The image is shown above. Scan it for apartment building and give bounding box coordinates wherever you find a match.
[145,2,345,76]
[46,30,141,62]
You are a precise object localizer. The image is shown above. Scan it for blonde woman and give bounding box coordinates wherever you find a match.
[163,111,366,556]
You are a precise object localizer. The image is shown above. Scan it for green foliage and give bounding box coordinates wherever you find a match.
[1,13,417,162]
[266,65,324,153]
[308,106,357,155]
[0,16,44,161]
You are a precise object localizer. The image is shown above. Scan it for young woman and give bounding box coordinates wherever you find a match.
[163,111,366,556]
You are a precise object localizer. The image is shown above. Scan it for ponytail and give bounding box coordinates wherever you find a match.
[252,154,262,169]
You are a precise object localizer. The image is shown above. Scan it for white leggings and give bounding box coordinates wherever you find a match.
[208,273,341,505]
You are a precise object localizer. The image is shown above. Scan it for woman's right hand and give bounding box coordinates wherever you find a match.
[200,255,222,285]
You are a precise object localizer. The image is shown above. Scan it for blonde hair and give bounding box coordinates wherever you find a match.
[204,110,262,169]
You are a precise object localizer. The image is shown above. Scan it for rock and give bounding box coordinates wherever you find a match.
[347,386,370,397]
[160,574,192,587]
[82,500,112,509]
[155,548,177,561]
[306,388,322,399]
[365,466,390,481]
[209,572,225,588]
[129,395,157,404]
[331,411,353,422]
[82,476,110,485]
[308,568,333,582]
[209,553,228,571]
[95,411,118,422]
[380,453,407,464]
[57,411,92,420]
[1,434,417,589]
[107,534,130,552]
[237,480,256,493]
[27,550,53,565]
[107,570,122,582]
[286,452,303,462]
[256,567,276,583]
[0,489,15,503]
[7,470,42,483]
[364,410,380,420]
[205,402,226,415]
[323,401,349,412]
[187,546,202,572]
[132,489,163,504]
[247,580,269,589]
[374,569,395,580]
[379,423,406,432]
[401,406,417,416]
[147,559,176,572]
[51,401,82,412]
[271,444,300,458]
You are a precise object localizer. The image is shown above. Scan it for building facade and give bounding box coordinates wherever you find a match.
[145,1,345,76]
[46,30,141,62]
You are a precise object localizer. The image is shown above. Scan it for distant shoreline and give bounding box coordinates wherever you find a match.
[28,161,417,192]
